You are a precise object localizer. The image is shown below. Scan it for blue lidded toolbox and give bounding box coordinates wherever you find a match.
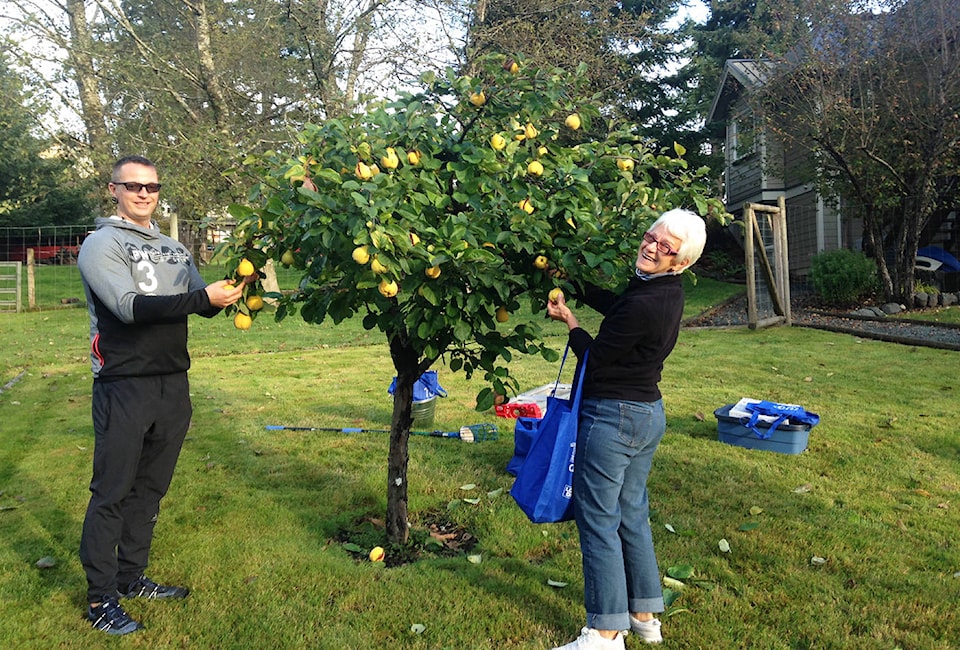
[714,403,813,455]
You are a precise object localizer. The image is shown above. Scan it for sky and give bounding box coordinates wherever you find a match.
[3,0,713,134]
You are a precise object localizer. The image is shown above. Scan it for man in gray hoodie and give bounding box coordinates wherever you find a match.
[77,155,244,635]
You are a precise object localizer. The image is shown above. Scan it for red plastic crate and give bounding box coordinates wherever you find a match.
[495,402,543,419]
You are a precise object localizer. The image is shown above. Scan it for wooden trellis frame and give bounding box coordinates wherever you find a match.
[744,196,791,329]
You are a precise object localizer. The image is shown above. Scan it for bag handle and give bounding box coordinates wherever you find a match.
[570,349,589,411]
[550,345,571,396]
[744,411,788,440]
[549,345,588,405]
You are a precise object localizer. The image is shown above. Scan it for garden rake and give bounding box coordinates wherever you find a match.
[264,423,498,443]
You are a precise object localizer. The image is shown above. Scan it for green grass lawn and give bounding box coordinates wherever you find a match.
[2,278,959,649]
[899,304,960,325]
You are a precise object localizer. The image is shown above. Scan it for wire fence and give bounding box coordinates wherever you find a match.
[0,226,89,311]
[0,224,223,312]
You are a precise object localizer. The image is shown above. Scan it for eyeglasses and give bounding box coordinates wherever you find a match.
[642,231,679,257]
[111,181,162,193]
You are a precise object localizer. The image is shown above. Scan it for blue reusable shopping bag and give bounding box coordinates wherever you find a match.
[743,400,820,439]
[510,347,588,524]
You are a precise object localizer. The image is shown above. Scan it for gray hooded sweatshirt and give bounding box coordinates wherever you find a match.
[78,217,219,379]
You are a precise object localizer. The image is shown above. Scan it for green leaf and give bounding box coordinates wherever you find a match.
[738,522,760,531]
[666,564,695,579]
[475,388,496,412]
[662,588,681,608]
[315,168,343,184]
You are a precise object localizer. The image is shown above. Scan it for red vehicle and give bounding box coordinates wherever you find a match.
[2,244,81,264]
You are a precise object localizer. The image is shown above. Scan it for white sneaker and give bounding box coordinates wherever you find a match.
[553,627,626,650]
[629,616,663,644]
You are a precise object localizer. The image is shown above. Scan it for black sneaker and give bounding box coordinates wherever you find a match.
[87,597,143,635]
[119,574,190,600]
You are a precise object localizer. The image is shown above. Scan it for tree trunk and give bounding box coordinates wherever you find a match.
[65,0,113,207]
[189,0,232,134]
[385,327,419,544]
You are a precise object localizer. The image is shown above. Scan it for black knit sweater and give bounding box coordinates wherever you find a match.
[568,274,684,403]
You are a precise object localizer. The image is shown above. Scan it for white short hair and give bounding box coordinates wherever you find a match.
[648,209,707,268]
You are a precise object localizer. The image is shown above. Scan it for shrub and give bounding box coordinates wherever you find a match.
[913,279,939,295]
[810,249,878,306]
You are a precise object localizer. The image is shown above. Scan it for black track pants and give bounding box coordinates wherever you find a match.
[79,373,191,602]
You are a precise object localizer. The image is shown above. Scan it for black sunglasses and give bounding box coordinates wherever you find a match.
[112,181,162,193]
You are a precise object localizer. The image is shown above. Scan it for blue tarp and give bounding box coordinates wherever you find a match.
[387,370,448,403]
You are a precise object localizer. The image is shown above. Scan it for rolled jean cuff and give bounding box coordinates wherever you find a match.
[586,612,631,633]
[629,596,665,614]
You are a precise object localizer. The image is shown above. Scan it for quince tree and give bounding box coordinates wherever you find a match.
[220,54,727,543]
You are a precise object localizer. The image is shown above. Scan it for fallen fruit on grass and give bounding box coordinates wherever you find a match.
[548,288,563,303]
[245,295,264,311]
[378,279,399,298]
[425,266,441,279]
[369,546,385,562]
[234,312,252,330]
[237,258,255,277]
[533,255,548,270]
[565,113,582,130]
[352,245,371,265]
[495,307,509,323]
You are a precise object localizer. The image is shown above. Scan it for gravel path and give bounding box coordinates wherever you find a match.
[684,293,960,351]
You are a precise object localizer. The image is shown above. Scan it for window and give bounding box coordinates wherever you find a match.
[729,108,758,162]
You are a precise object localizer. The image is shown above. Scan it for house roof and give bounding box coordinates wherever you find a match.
[707,59,775,124]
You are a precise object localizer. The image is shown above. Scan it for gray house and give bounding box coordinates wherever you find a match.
[706,59,856,282]
[707,0,960,290]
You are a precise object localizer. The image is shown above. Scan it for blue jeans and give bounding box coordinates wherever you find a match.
[574,397,666,632]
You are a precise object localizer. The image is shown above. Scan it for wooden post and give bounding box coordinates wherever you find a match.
[777,195,791,326]
[169,210,179,242]
[27,248,36,310]
[744,204,758,328]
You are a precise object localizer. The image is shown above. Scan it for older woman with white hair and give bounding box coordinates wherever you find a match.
[546,208,707,649]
